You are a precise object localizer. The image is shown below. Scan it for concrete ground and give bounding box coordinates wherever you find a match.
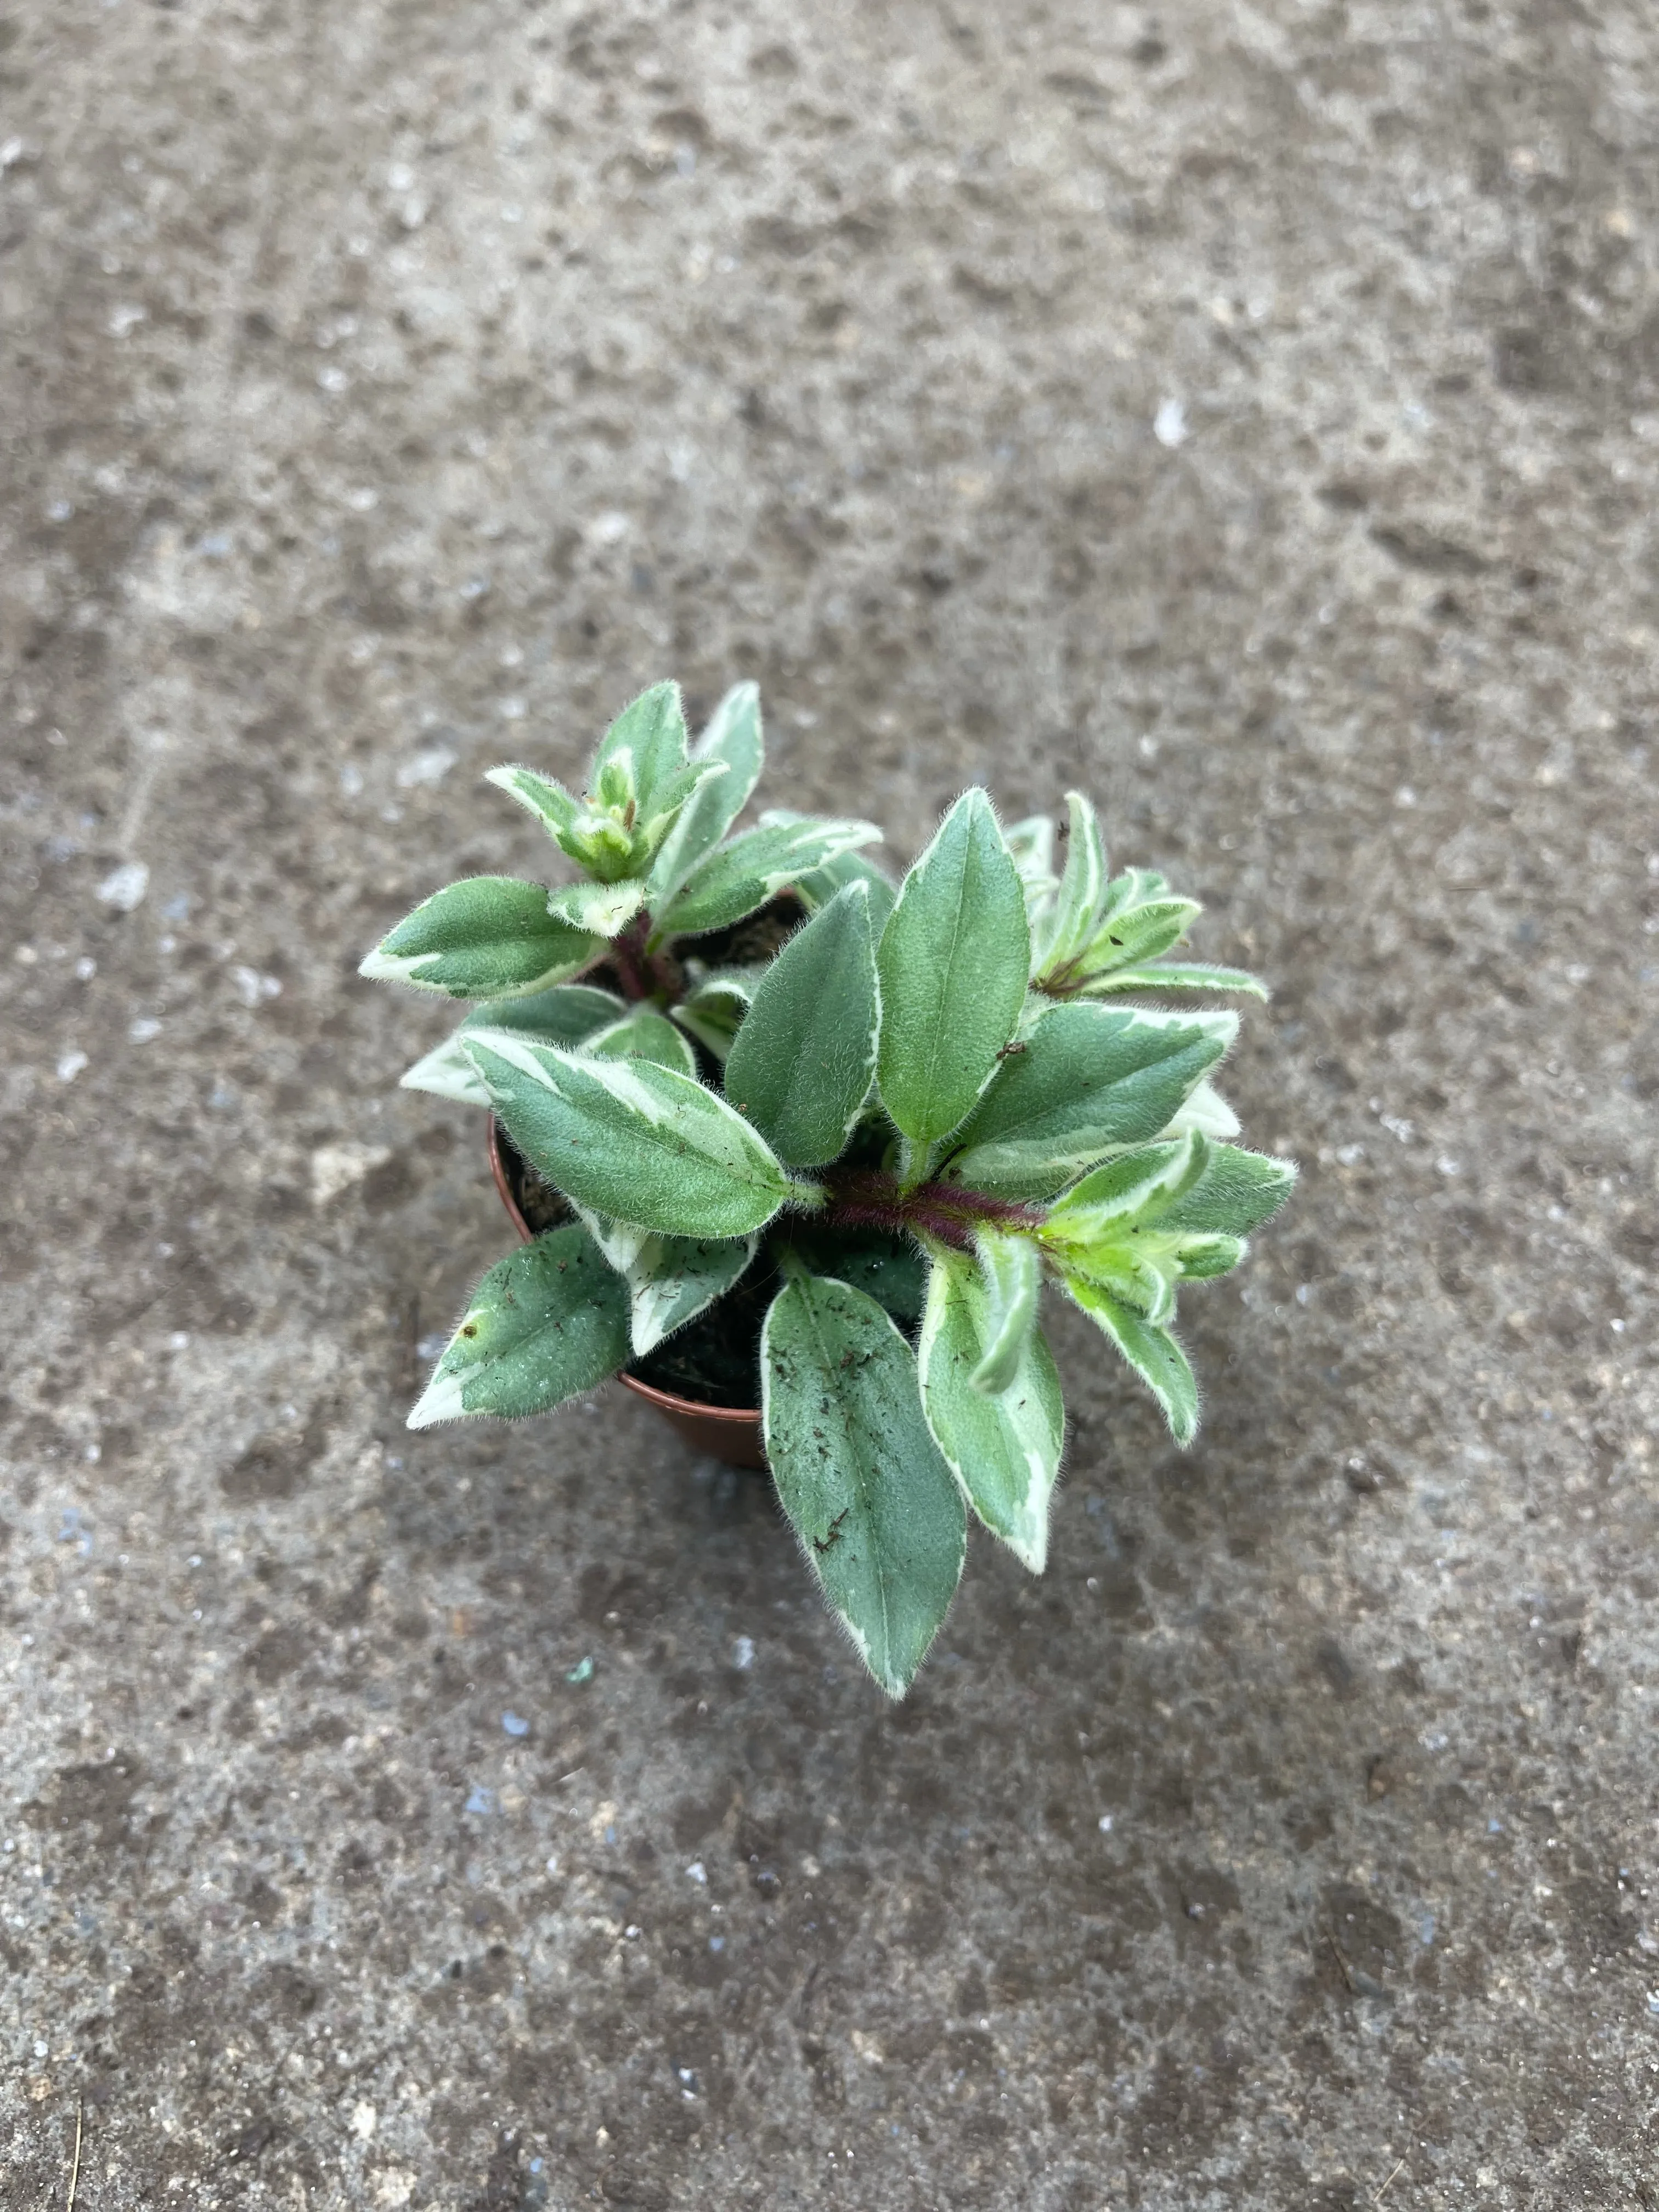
[3,1,1656,2204]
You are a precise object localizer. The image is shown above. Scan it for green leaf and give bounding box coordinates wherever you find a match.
[622,1233,757,1356]
[1056,872,1202,985]
[486,764,636,879]
[583,1006,698,1079]
[646,682,764,907]
[1155,1143,1298,1238]
[918,1248,1064,1572]
[545,879,647,937]
[1034,791,1109,979]
[407,1227,629,1427]
[591,680,690,821]
[1058,1276,1199,1444]
[875,790,1031,1144]
[795,848,898,936]
[464,1034,792,1239]
[656,813,882,940]
[940,1003,1235,1200]
[968,1229,1042,1395]
[1042,1139,1279,1322]
[400,982,625,1103]
[669,964,768,1061]
[360,877,601,1000]
[762,1272,966,1698]
[723,882,879,1167]
[1079,961,1268,1000]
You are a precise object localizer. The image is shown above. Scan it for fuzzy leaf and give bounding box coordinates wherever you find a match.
[670,964,768,1060]
[583,1006,698,1079]
[968,1229,1042,1395]
[1054,871,1202,986]
[918,1247,1064,1572]
[1155,1144,1298,1238]
[464,1034,792,1239]
[763,1272,966,1698]
[795,848,898,936]
[400,982,626,1103]
[1058,1276,1199,1444]
[545,879,647,937]
[940,1004,1235,1200]
[656,814,882,941]
[591,680,690,820]
[407,1227,628,1427]
[360,877,601,1001]
[875,791,1031,1144]
[622,1233,757,1356]
[1079,961,1268,1001]
[1043,1139,1276,1323]
[1034,791,1109,978]
[723,882,879,1168]
[646,682,764,907]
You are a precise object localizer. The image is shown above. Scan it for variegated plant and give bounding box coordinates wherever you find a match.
[363,681,1294,1697]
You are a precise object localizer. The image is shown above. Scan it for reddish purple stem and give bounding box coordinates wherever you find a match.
[814,1169,1043,1250]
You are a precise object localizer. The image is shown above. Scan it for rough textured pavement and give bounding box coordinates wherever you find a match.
[4,2,1657,2205]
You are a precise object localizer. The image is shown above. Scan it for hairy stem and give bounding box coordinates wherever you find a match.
[812,1167,1043,1251]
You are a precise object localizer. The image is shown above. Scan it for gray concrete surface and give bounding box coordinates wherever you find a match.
[3,1,1657,2204]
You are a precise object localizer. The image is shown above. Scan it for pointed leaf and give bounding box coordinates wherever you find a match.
[941,1004,1235,1200]
[1155,1144,1298,1238]
[1035,791,1109,977]
[656,814,882,940]
[583,1006,698,1079]
[875,791,1030,1143]
[1058,1276,1199,1444]
[1069,894,1201,981]
[763,1273,966,1698]
[969,1229,1042,1395]
[623,1233,757,1356]
[918,1248,1064,1572]
[464,1034,791,1239]
[400,982,626,1103]
[591,680,689,819]
[360,877,601,1000]
[1080,961,1268,1000]
[646,682,764,906]
[407,1227,628,1427]
[487,764,635,878]
[723,882,879,1168]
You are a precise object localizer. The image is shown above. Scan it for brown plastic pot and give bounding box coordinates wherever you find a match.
[487,1117,768,1470]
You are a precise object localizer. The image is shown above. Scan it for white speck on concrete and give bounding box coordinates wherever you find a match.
[733,1635,755,1670]
[685,1861,707,1884]
[98,861,149,912]
[311,1142,392,1206]
[351,2101,376,2140]
[57,1049,89,1084]
[396,744,457,788]
[129,1017,162,1043]
[502,1711,529,1737]
[1154,397,1188,448]
[589,509,630,545]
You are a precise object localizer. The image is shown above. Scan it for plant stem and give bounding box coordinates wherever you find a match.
[811,1167,1043,1251]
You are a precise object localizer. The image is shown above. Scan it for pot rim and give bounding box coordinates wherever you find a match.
[486,1115,764,1430]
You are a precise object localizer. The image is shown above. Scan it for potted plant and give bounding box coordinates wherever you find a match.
[362,682,1294,1696]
